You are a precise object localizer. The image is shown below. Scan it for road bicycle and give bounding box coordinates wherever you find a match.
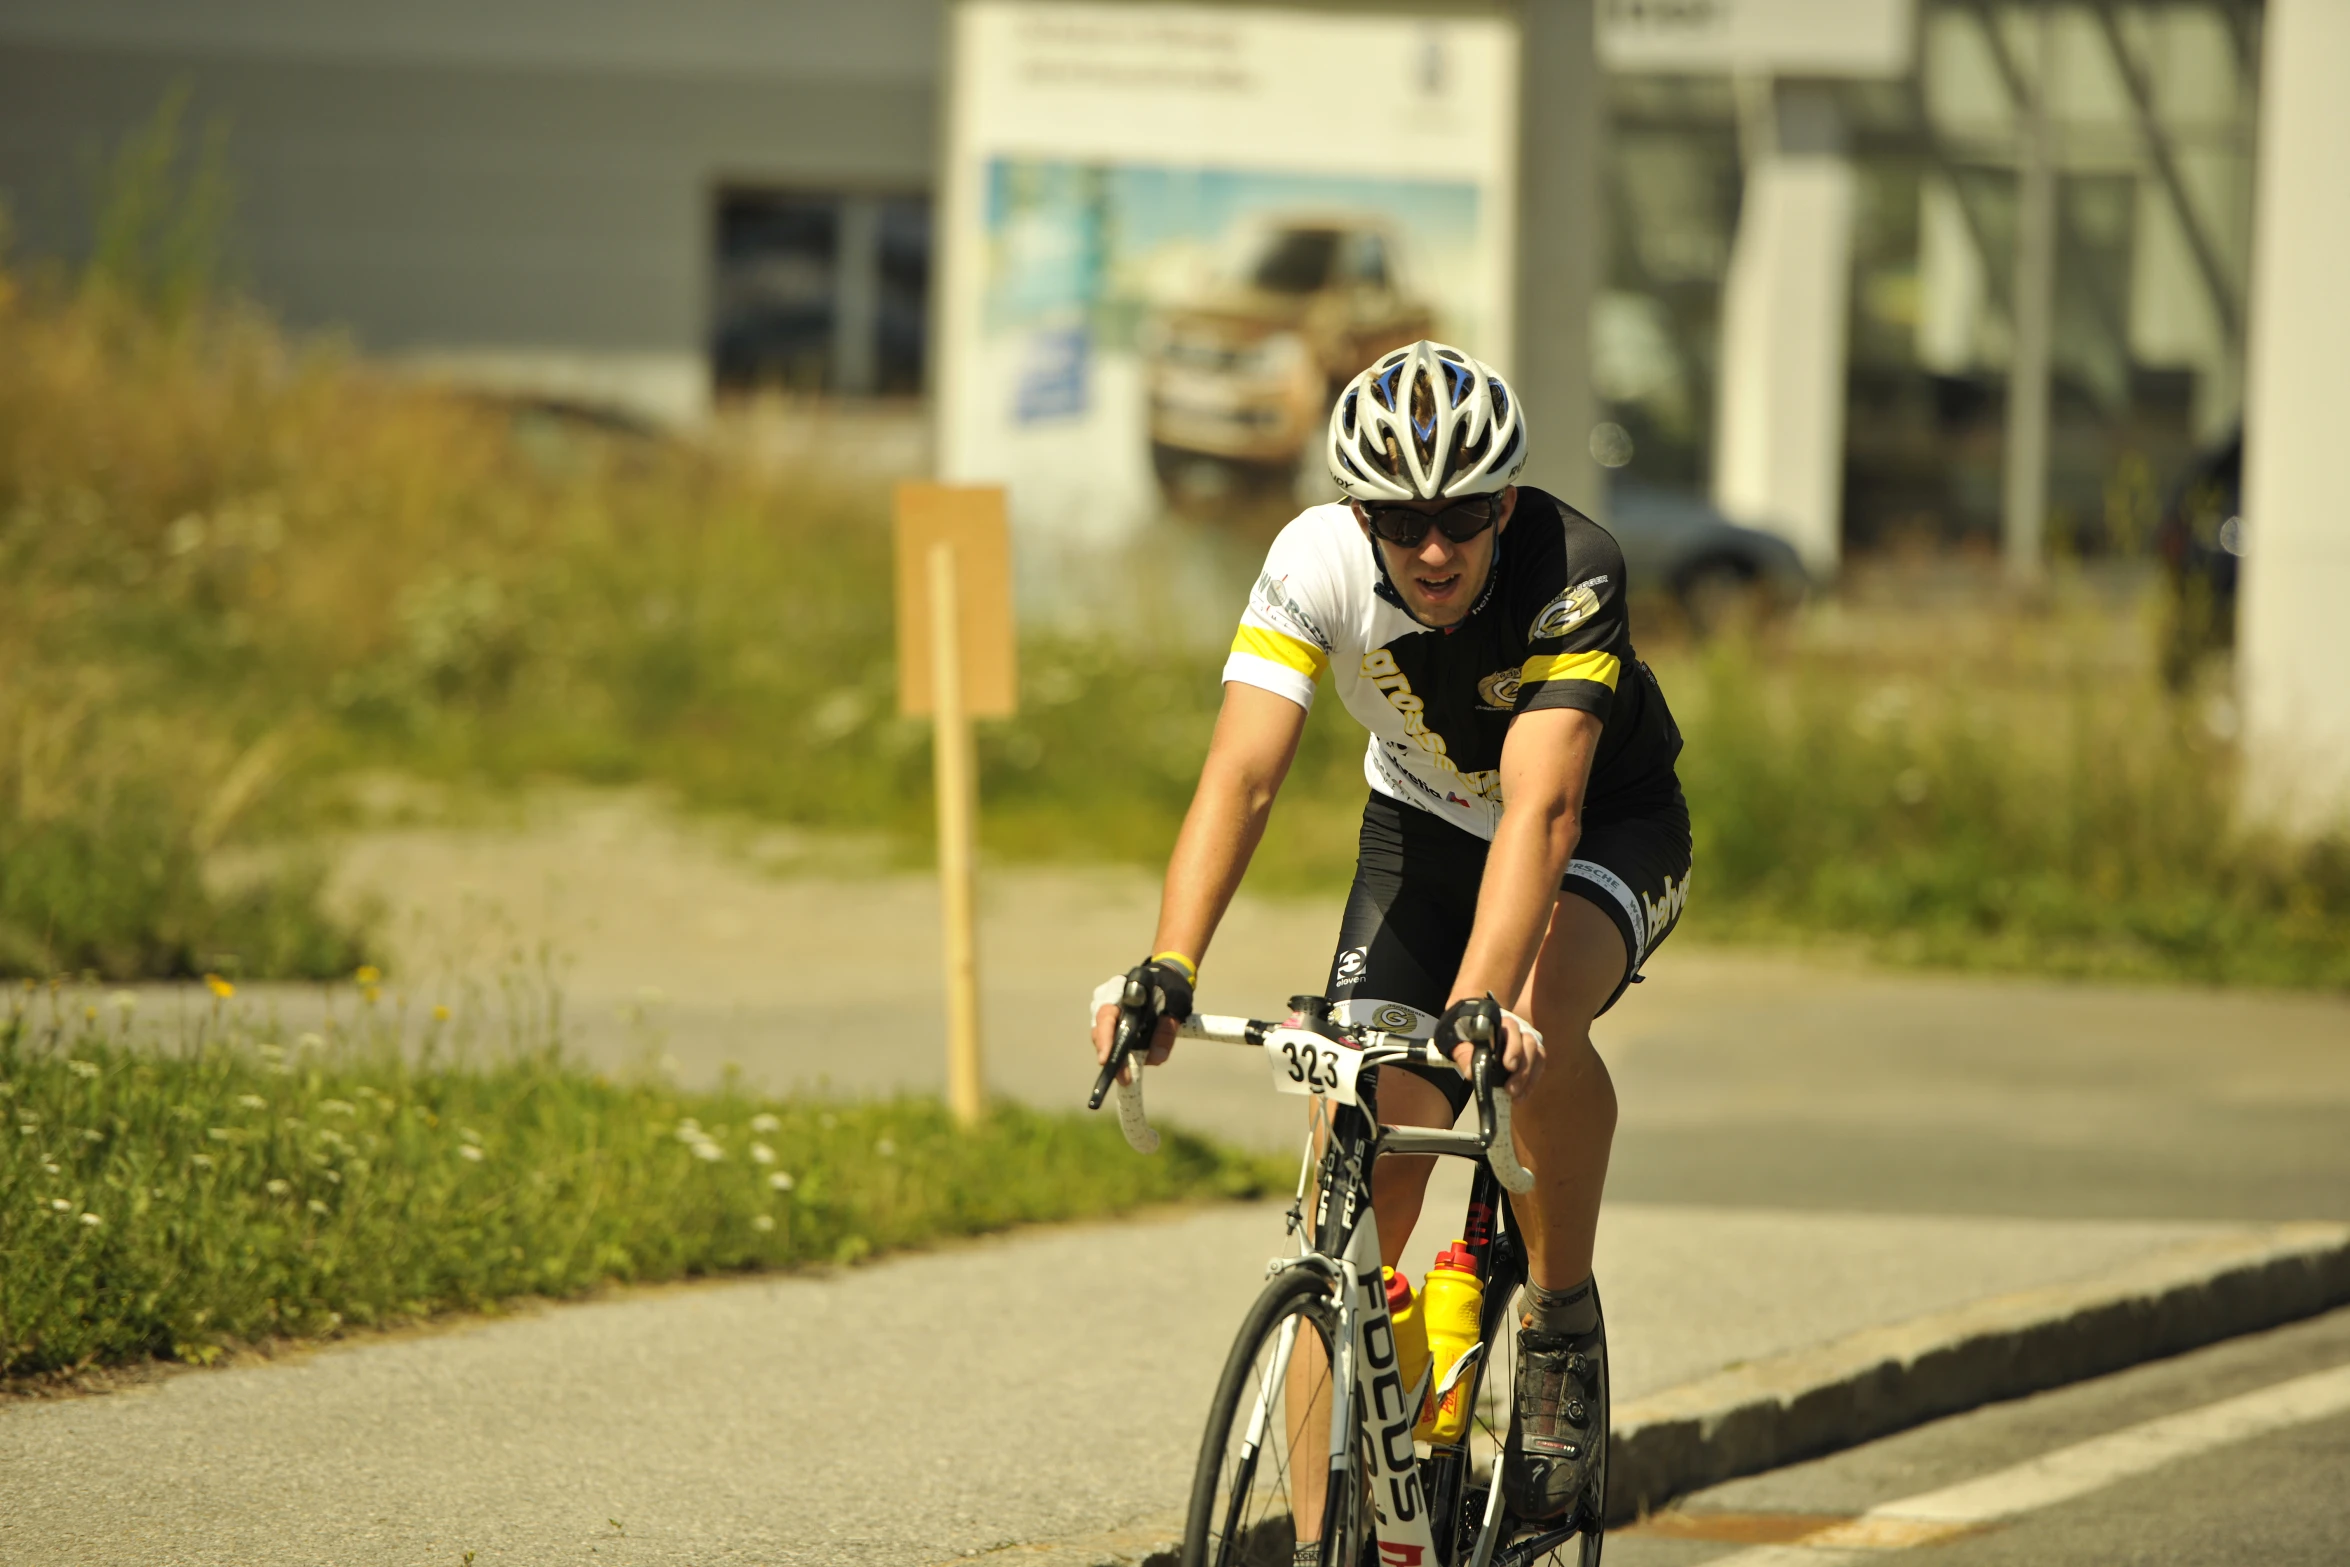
[1089,986,1606,1567]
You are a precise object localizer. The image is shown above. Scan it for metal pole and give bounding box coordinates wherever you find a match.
[2003,6,2058,588]
[928,541,985,1126]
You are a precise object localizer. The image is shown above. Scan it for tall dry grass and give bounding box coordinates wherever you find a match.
[3,232,2344,987]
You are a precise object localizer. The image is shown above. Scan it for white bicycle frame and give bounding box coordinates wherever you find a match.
[1112,1008,1535,1567]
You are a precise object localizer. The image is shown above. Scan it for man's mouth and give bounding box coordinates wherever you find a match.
[1414,573,1463,600]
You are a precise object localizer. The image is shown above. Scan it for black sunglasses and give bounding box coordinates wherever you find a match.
[1355,496,1500,549]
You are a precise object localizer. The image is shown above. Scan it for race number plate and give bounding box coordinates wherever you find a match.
[1261,1026,1363,1106]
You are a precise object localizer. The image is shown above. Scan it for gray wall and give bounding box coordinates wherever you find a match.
[0,1,942,369]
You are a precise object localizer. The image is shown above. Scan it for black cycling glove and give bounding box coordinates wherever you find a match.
[1123,954,1196,1027]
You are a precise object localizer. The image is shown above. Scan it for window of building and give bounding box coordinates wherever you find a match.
[712,188,931,397]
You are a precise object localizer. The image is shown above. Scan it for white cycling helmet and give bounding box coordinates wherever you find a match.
[1326,340,1527,502]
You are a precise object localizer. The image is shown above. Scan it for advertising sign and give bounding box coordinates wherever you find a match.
[936,2,1522,566]
[1598,0,1916,79]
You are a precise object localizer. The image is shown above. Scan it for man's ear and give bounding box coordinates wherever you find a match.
[1494,485,1519,534]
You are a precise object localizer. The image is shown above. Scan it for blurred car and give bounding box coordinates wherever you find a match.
[1607,479,1811,636]
[2152,429,2243,687]
[1146,217,1434,495]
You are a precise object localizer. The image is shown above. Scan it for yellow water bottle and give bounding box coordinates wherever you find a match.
[1419,1242,1484,1444]
[1383,1267,1432,1429]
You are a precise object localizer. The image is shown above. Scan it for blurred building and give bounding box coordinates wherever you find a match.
[0,0,2270,566]
[1598,1,2261,566]
[0,0,946,424]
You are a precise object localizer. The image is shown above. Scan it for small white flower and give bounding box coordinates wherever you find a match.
[41,1161,59,1175]
[79,1211,102,1227]
[320,1099,356,1117]
[692,1140,724,1163]
[297,1032,324,1052]
[236,1094,266,1110]
[458,1145,485,1163]
[191,1154,215,1170]
[307,1199,330,1215]
[81,1128,104,1143]
[672,1118,703,1143]
[66,1059,101,1079]
[459,1127,483,1147]
[265,1178,291,1196]
[107,991,137,1014]
[768,1171,795,1192]
[16,1126,33,1136]
[49,1198,70,1212]
[752,1214,775,1232]
[258,1043,286,1062]
[749,1113,780,1134]
[207,1128,234,1142]
[875,1137,897,1159]
[750,1142,775,1165]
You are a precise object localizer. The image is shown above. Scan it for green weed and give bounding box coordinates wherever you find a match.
[0,988,1282,1377]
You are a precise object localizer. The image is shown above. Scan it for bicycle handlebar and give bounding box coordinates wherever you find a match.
[1087,999,1534,1193]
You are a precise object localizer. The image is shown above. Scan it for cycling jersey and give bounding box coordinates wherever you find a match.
[1221,486,1683,837]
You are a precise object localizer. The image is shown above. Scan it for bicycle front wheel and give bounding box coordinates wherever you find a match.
[1181,1265,1368,1567]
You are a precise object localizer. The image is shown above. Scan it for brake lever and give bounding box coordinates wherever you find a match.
[1088,974,1154,1112]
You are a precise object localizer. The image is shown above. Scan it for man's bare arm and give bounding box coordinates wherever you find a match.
[1446,707,1603,1086]
[1091,681,1308,1066]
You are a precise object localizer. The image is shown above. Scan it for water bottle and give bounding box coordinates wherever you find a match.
[1419,1242,1484,1444]
[1384,1267,1432,1429]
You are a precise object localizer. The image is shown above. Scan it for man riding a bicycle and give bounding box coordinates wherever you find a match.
[1090,341,1690,1532]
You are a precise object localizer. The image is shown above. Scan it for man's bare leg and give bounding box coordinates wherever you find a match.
[1506,894,1625,1290]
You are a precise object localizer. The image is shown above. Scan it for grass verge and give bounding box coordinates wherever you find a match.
[0,990,1286,1379]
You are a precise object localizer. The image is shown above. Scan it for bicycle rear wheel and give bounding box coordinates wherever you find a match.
[1181,1266,1369,1567]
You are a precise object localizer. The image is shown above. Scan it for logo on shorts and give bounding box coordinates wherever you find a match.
[1641,869,1690,955]
[1334,945,1369,990]
[1530,578,1607,639]
[1476,668,1520,710]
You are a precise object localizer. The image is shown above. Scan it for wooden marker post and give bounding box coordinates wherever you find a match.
[894,484,1015,1127]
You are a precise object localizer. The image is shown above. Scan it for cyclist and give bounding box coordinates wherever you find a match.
[1090,340,1689,1528]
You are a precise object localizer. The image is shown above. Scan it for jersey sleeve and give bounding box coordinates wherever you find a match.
[1221,518,1339,712]
[1514,518,1626,722]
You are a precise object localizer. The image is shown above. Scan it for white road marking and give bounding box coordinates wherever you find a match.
[1690,1359,2350,1561]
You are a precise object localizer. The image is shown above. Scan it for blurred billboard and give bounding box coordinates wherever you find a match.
[936,2,1520,558]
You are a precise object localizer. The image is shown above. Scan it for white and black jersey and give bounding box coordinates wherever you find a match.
[1222,486,1683,838]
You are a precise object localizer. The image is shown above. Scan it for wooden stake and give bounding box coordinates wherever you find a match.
[928,541,986,1126]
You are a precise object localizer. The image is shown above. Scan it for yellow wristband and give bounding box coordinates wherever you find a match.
[1149,952,1199,986]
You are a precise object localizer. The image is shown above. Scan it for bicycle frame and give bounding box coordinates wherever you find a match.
[1101,997,1542,1567]
[1231,1039,1528,1567]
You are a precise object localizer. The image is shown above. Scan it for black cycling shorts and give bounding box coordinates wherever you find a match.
[1324,789,1692,1120]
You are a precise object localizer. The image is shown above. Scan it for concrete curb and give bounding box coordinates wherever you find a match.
[972,1223,2350,1562]
[1604,1220,2350,1523]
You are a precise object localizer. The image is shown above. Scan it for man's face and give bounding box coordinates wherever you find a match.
[1352,486,1518,628]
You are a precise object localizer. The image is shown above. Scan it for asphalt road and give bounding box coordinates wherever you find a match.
[1610,1303,2350,1566]
[280,806,2350,1225]
[13,808,2345,1565]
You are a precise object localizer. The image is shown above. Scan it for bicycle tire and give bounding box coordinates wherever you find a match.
[1181,1266,1369,1567]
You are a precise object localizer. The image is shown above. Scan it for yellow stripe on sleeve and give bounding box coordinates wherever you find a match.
[1520,650,1621,690]
[1231,625,1330,680]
